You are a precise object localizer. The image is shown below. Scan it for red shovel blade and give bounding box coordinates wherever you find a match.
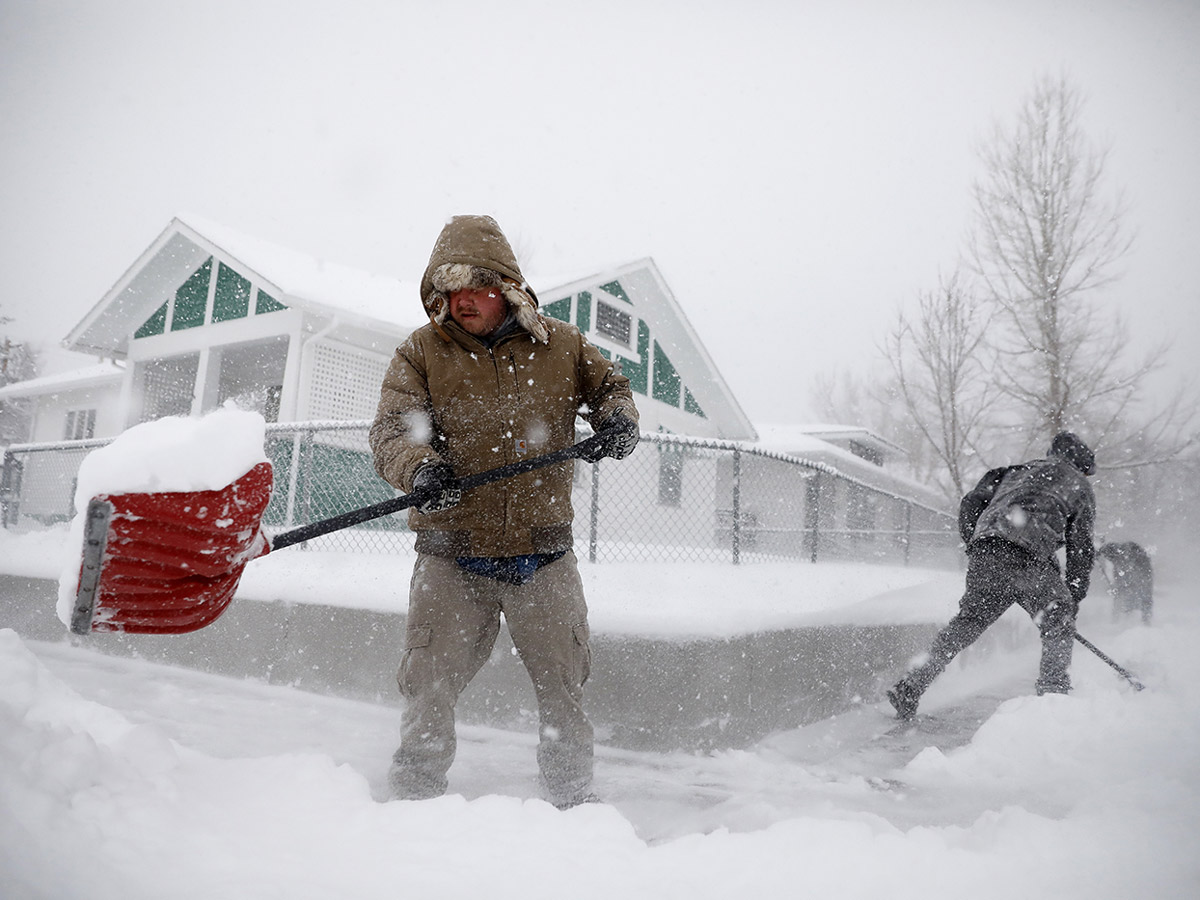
[69,462,274,635]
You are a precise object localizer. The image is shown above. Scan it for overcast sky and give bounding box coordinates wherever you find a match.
[2,0,1197,426]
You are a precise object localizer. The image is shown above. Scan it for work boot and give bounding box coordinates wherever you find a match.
[886,680,920,720]
[552,791,602,810]
[387,753,447,802]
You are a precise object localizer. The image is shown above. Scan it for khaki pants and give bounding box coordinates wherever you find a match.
[389,551,593,805]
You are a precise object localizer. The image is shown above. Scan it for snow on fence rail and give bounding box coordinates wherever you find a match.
[1,421,959,567]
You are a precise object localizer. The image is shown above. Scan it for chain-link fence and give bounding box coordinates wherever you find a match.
[2,421,960,567]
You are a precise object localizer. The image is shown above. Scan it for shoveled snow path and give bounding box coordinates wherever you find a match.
[28,637,1037,843]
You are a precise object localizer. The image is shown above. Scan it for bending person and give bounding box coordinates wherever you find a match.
[888,432,1097,719]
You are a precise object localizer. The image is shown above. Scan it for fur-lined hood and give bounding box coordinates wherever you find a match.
[419,215,548,343]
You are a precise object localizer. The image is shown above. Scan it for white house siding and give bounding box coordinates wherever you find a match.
[29,383,123,444]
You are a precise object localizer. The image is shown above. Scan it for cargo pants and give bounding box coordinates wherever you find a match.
[899,538,1077,699]
[389,551,593,806]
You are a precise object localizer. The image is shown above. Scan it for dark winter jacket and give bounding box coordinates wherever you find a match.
[369,216,637,559]
[958,457,1096,603]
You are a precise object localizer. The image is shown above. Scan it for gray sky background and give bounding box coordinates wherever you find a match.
[2,0,1197,426]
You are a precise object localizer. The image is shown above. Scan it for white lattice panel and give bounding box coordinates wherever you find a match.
[308,342,389,420]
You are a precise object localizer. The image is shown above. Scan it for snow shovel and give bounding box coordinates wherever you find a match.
[68,433,612,636]
[1074,631,1145,691]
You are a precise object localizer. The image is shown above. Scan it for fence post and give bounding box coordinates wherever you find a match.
[0,450,20,528]
[903,502,913,566]
[589,459,600,563]
[284,432,303,529]
[287,429,316,550]
[731,448,741,565]
[804,473,822,563]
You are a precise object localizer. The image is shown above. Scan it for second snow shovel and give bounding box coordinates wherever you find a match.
[68,433,611,636]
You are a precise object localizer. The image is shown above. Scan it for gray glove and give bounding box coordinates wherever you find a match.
[411,463,462,514]
[581,411,639,463]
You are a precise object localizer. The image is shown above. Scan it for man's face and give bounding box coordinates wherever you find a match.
[449,287,507,337]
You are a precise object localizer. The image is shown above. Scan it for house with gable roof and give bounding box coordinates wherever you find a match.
[537,263,753,441]
[1,217,769,527]
[2,218,958,560]
[3,216,755,446]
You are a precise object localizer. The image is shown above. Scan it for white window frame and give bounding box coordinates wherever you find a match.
[64,408,97,440]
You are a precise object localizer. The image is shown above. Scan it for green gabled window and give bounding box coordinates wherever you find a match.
[599,280,632,304]
[652,340,681,406]
[618,320,649,395]
[541,296,570,322]
[172,258,211,331]
[575,291,592,333]
[213,263,252,323]
[255,289,287,314]
[135,302,168,338]
[684,388,706,418]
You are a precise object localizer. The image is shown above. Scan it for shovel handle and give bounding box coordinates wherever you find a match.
[268,433,609,552]
[1074,630,1146,691]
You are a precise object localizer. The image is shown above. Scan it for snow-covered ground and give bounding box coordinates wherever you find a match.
[3,570,1197,899]
[2,410,1198,898]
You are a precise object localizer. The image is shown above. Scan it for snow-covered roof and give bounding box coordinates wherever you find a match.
[755,423,905,461]
[0,363,123,399]
[176,214,426,329]
[754,422,945,510]
[797,424,905,456]
[753,424,850,457]
[64,217,427,358]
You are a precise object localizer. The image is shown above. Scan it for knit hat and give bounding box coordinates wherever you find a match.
[1049,431,1096,476]
[419,215,547,343]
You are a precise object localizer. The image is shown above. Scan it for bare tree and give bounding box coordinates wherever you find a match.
[963,71,1200,552]
[807,366,912,456]
[0,314,39,444]
[967,73,1186,458]
[808,358,968,506]
[881,270,999,501]
[970,73,1199,476]
[808,368,876,428]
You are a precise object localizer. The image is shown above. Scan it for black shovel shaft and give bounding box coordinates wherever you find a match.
[1074,630,1146,691]
[269,434,606,552]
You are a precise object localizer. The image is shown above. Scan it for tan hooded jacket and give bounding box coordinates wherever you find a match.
[369,215,637,558]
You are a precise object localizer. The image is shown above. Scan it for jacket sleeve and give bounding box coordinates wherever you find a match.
[1063,489,1097,605]
[577,334,638,432]
[368,338,443,492]
[958,467,1009,544]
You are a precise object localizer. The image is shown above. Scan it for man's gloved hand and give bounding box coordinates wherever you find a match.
[411,462,462,514]
[580,410,639,463]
